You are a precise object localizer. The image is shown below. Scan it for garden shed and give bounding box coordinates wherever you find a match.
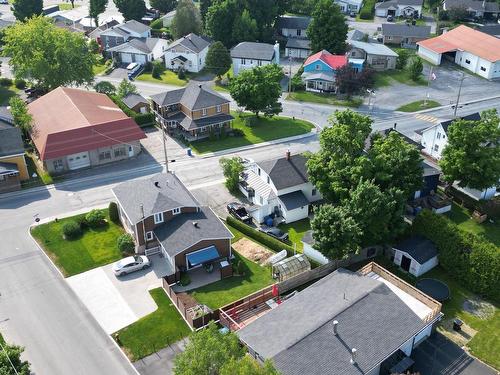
[272,254,311,282]
[393,235,438,277]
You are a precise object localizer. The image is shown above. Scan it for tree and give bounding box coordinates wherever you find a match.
[117,234,135,253]
[407,57,423,81]
[3,17,95,91]
[335,66,375,97]
[173,322,245,375]
[447,5,468,21]
[150,0,177,13]
[205,41,232,79]
[205,0,240,47]
[8,96,32,137]
[0,340,31,375]
[307,0,348,54]
[439,110,500,190]
[243,0,280,41]
[229,64,283,117]
[311,204,362,260]
[232,9,258,43]
[396,49,411,70]
[90,0,108,27]
[171,0,202,38]
[94,81,116,95]
[152,60,165,78]
[219,157,244,192]
[117,79,138,98]
[108,201,120,223]
[199,0,212,24]
[11,0,42,21]
[114,0,147,21]
[220,356,280,375]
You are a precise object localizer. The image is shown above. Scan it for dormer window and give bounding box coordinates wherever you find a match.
[202,108,208,116]
[154,212,164,224]
[173,207,181,215]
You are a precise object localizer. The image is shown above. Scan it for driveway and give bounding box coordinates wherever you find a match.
[66,254,169,334]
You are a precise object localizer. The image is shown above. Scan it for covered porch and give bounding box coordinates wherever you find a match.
[302,72,337,93]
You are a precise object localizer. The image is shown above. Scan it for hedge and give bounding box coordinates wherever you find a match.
[359,0,375,19]
[135,112,155,126]
[226,216,294,255]
[412,210,500,302]
[110,95,154,128]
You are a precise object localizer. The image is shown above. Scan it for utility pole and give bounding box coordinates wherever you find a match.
[288,57,292,94]
[453,72,465,118]
[161,121,169,173]
[424,66,433,106]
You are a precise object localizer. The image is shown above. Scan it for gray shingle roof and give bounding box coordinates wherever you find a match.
[230,42,276,61]
[168,33,211,53]
[88,20,120,39]
[150,84,230,111]
[258,154,309,190]
[422,161,440,177]
[108,37,162,54]
[285,38,311,50]
[394,235,438,264]
[238,269,427,375]
[121,19,151,34]
[348,29,366,41]
[382,23,431,38]
[445,0,499,12]
[277,15,311,30]
[440,112,481,132]
[350,40,399,56]
[153,206,233,256]
[375,0,423,8]
[112,173,199,224]
[479,24,500,37]
[278,190,310,211]
[0,122,24,158]
[122,93,148,109]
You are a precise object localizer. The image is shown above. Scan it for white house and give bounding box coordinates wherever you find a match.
[99,20,152,51]
[277,15,311,38]
[417,25,500,79]
[239,152,321,224]
[230,42,280,76]
[375,0,423,17]
[108,38,168,64]
[393,236,438,277]
[164,33,212,73]
[334,0,364,13]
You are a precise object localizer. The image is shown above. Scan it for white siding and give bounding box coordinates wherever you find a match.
[413,324,433,347]
[232,58,272,76]
[394,249,438,277]
[399,336,414,356]
[417,45,442,65]
[151,39,168,60]
[303,242,329,264]
[421,124,446,159]
[285,48,310,59]
[164,46,208,73]
[281,205,308,223]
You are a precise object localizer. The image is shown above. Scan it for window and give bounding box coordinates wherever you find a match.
[258,168,261,176]
[216,105,222,113]
[436,132,441,139]
[267,176,270,184]
[433,144,439,152]
[480,66,486,72]
[154,212,164,224]
[258,60,262,66]
[241,58,246,64]
[202,108,207,116]
[53,159,63,170]
[315,64,321,70]
[145,231,154,241]
[386,36,392,40]
[312,188,317,196]
[172,207,181,215]
[114,147,126,157]
[99,151,111,161]
[465,59,471,64]
[296,29,301,37]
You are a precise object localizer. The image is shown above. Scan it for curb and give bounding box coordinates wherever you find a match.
[395,95,500,115]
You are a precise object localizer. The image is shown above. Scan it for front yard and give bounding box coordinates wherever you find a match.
[374,69,427,88]
[287,91,363,108]
[278,218,311,253]
[137,71,188,86]
[31,209,125,276]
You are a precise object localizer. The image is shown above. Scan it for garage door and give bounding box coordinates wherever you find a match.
[121,53,132,63]
[134,54,147,64]
[67,151,90,170]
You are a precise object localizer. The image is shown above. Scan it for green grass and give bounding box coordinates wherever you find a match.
[93,62,107,76]
[115,288,191,361]
[31,209,125,276]
[445,203,500,247]
[374,69,427,88]
[287,91,363,108]
[396,100,441,112]
[278,218,311,253]
[57,3,80,10]
[189,252,274,309]
[21,153,54,189]
[187,112,314,154]
[137,70,188,86]
[0,85,18,106]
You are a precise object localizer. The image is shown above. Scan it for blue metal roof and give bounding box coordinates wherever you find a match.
[186,246,220,268]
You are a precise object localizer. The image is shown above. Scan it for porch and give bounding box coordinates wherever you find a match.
[172,262,222,293]
[304,78,336,93]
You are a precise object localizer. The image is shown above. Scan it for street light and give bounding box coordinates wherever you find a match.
[453,72,466,118]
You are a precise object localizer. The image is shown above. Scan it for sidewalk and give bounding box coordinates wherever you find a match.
[134,338,188,375]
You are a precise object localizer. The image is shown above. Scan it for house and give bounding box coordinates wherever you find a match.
[276,15,311,39]
[239,151,322,224]
[0,115,28,193]
[375,0,423,18]
[164,33,212,73]
[108,37,168,64]
[443,0,499,19]
[382,23,431,47]
[230,42,280,76]
[159,10,176,27]
[392,235,438,276]
[47,6,89,26]
[347,29,367,42]
[478,24,500,38]
[122,93,149,113]
[112,172,233,283]
[301,50,348,92]
[99,20,152,51]
[349,40,398,70]
[88,19,121,44]
[285,39,312,59]
[417,25,500,79]
[236,265,442,375]
[150,84,233,141]
[335,0,364,13]
[28,87,146,174]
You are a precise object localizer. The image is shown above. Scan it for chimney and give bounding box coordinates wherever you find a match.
[333,320,339,335]
[154,181,160,188]
[393,122,397,129]
[350,348,357,365]
[193,221,199,228]
[285,149,291,160]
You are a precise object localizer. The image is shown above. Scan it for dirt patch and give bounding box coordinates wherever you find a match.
[438,319,477,347]
[176,292,199,309]
[233,238,274,265]
[463,297,496,319]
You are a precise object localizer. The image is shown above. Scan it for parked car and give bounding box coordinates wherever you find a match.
[127,62,143,80]
[112,255,150,276]
[227,202,252,224]
[349,11,356,17]
[259,227,289,242]
[387,15,394,22]
[0,0,8,4]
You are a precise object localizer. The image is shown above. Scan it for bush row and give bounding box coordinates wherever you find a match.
[412,210,500,302]
[359,0,376,20]
[110,95,155,128]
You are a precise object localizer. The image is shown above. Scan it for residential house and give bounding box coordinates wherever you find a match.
[230,42,280,76]
[112,172,233,283]
[276,15,312,58]
[164,33,212,73]
[392,235,438,277]
[239,151,322,224]
[0,115,28,193]
[417,25,500,79]
[99,20,152,51]
[347,29,367,42]
[301,50,348,92]
[478,24,500,38]
[443,0,499,19]
[150,84,233,141]
[122,94,149,113]
[28,87,145,174]
[382,23,431,47]
[108,37,168,64]
[88,19,121,46]
[335,0,364,13]
[47,6,90,27]
[349,40,398,70]
[236,265,442,375]
[159,10,176,27]
[375,0,423,18]
[285,39,312,59]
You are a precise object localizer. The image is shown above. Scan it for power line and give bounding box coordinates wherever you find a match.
[0,340,20,375]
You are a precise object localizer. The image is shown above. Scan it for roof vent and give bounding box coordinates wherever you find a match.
[198,84,203,89]
[350,348,357,365]
[193,221,199,228]
[333,320,339,335]
[154,181,160,188]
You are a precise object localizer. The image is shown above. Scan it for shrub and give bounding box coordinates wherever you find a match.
[0,77,12,86]
[177,68,186,80]
[85,209,105,228]
[14,79,26,89]
[180,272,191,286]
[359,8,373,19]
[152,60,165,79]
[150,18,163,30]
[396,49,411,70]
[134,113,155,127]
[231,128,244,137]
[117,233,135,253]
[62,221,82,239]
[109,202,120,224]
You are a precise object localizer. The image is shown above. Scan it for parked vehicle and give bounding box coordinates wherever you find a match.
[349,11,356,17]
[227,202,252,224]
[0,0,9,4]
[127,62,143,80]
[112,255,150,276]
[387,15,394,22]
[259,227,289,242]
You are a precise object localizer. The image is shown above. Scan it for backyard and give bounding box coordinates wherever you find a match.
[31,209,125,276]
[287,91,363,108]
[187,112,314,154]
[396,100,441,112]
[114,288,191,361]
[278,218,311,253]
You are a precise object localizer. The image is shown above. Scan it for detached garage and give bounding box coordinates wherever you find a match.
[393,235,438,277]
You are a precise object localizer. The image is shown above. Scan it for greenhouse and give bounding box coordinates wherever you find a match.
[272,254,311,282]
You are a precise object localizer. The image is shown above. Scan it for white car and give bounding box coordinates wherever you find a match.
[112,255,150,276]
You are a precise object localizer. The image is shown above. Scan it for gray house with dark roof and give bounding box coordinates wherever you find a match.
[112,172,233,282]
[108,37,168,64]
[239,151,321,223]
[122,93,149,113]
[230,42,280,76]
[393,235,438,276]
[375,0,423,18]
[99,20,152,52]
[276,16,312,58]
[382,23,431,47]
[164,33,212,73]
[443,0,499,18]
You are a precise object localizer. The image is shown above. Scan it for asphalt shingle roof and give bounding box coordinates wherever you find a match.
[277,15,311,30]
[121,19,151,34]
[394,235,438,264]
[258,154,309,190]
[285,38,311,50]
[445,0,499,12]
[350,40,399,56]
[440,112,481,132]
[230,42,276,61]
[150,84,230,111]
[278,190,310,211]
[108,37,163,54]
[121,93,148,109]
[382,23,431,38]
[168,33,211,53]
[375,0,423,8]
[0,122,24,158]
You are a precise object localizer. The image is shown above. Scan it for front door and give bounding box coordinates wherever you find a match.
[401,255,411,272]
[128,145,134,157]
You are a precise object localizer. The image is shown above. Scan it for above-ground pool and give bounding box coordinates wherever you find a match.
[416,278,451,302]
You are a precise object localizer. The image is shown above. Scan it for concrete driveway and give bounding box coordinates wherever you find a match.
[67,254,168,334]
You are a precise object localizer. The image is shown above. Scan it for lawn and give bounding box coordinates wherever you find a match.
[31,209,125,277]
[21,153,54,188]
[57,3,80,10]
[0,85,18,106]
[373,69,427,88]
[93,62,107,76]
[187,112,314,154]
[137,71,188,86]
[278,218,311,253]
[115,288,191,361]
[287,91,363,108]
[396,100,441,112]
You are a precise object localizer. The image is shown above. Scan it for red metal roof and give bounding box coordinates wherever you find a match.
[304,50,348,69]
[28,87,146,160]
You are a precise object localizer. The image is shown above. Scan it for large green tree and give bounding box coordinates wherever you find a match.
[90,0,108,27]
[229,64,283,117]
[150,0,177,13]
[220,356,280,375]
[8,96,32,137]
[440,110,500,190]
[243,0,279,41]
[307,0,348,54]
[3,17,96,91]
[0,338,31,375]
[117,79,138,98]
[114,0,147,21]
[407,57,423,81]
[11,0,42,21]
[232,9,258,43]
[219,156,244,192]
[205,41,232,79]
[205,0,240,47]
[200,0,212,24]
[171,0,202,38]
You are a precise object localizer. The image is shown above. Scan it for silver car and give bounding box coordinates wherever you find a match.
[113,255,150,276]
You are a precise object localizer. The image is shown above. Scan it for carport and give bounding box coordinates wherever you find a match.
[186,245,221,270]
